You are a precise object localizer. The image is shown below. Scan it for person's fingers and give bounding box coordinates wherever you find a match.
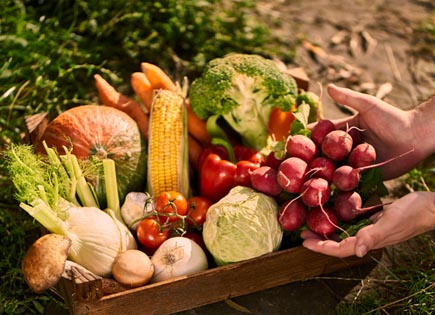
[332,113,359,130]
[327,84,383,114]
[353,224,383,257]
[302,236,358,258]
[300,230,322,240]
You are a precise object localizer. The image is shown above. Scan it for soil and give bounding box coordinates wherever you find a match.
[264,0,435,116]
[174,1,435,314]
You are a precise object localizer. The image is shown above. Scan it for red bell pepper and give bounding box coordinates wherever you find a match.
[198,141,265,202]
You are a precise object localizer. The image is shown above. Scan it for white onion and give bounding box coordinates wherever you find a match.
[151,237,208,283]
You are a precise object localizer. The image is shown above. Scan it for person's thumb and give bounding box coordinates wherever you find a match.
[354,225,379,257]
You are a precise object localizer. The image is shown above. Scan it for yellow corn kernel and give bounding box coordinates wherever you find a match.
[147,89,190,197]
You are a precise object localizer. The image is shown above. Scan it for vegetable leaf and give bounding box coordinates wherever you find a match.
[291,103,310,136]
[359,167,388,201]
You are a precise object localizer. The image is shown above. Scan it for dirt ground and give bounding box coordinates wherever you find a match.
[265,0,435,116]
[175,1,435,314]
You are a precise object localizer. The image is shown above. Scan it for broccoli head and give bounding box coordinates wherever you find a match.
[189,53,298,151]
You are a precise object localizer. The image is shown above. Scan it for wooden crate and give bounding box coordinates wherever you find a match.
[53,67,380,314]
[58,246,382,315]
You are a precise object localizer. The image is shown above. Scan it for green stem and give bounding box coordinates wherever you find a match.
[206,115,237,162]
[43,142,80,205]
[211,137,236,163]
[61,153,99,208]
[103,159,122,222]
[206,115,229,140]
[20,199,69,236]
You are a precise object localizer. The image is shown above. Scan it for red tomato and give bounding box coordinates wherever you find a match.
[186,196,212,227]
[136,218,169,250]
[234,160,259,187]
[155,191,188,223]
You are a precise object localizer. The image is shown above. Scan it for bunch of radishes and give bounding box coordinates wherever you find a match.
[251,119,389,238]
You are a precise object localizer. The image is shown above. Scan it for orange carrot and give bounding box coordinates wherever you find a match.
[131,72,154,112]
[185,99,211,147]
[188,134,204,170]
[94,74,149,139]
[141,62,177,92]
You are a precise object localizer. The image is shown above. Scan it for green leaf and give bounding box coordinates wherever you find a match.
[358,167,388,201]
[339,219,372,239]
[290,103,310,135]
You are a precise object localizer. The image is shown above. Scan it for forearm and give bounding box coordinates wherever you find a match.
[410,94,435,163]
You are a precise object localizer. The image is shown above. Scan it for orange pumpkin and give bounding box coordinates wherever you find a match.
[35,105,147,205]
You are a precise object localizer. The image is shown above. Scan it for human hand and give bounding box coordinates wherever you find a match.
[301,191,435,258]
[327,84,421,180]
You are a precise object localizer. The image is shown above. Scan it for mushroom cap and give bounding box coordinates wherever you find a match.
[21,234,71,293]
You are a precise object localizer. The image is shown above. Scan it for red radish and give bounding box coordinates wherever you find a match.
[348,128,363,147]
[332,165,361,191]
[250,166,282,196]
[333,148,415,191]
[300,177,331,207]
[309,156,336,181]
[278,198,307,232]
[333,190,384,222]
[306,206,338,238]
[321,129,353,161]
[348,142,376,168]
[310,119,336,147]
[333,191,363,221]
[265,151,284,170]
[286,134,318,163]
[277,157,308,193]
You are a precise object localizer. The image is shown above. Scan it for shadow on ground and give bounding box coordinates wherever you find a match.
[175,260,379,315]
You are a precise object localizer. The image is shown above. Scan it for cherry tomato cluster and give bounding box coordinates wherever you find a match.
[136,191,212,254]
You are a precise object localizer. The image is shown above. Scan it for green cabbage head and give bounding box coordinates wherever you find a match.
[202,186,283,266]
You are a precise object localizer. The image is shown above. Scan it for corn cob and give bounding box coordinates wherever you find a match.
[147,89,190,197]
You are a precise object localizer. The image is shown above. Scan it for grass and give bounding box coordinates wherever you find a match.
[411,16,435,61]
[0,1,295,314]
[335,159,435,315]
[335,232,435,315]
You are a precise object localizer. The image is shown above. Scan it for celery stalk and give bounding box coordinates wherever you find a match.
[103,159,122,222]
[61,153,99,208]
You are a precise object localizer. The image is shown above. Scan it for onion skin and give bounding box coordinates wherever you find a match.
[150,237,208,283]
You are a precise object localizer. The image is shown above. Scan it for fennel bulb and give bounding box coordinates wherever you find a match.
[6,144,137,277]
[22,199,137,277]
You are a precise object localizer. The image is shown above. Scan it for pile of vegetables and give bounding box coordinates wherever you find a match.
[6,53,390,295]
[251,121,389,237]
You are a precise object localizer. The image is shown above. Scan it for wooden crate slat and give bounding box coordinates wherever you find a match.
[63,246,381,315]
